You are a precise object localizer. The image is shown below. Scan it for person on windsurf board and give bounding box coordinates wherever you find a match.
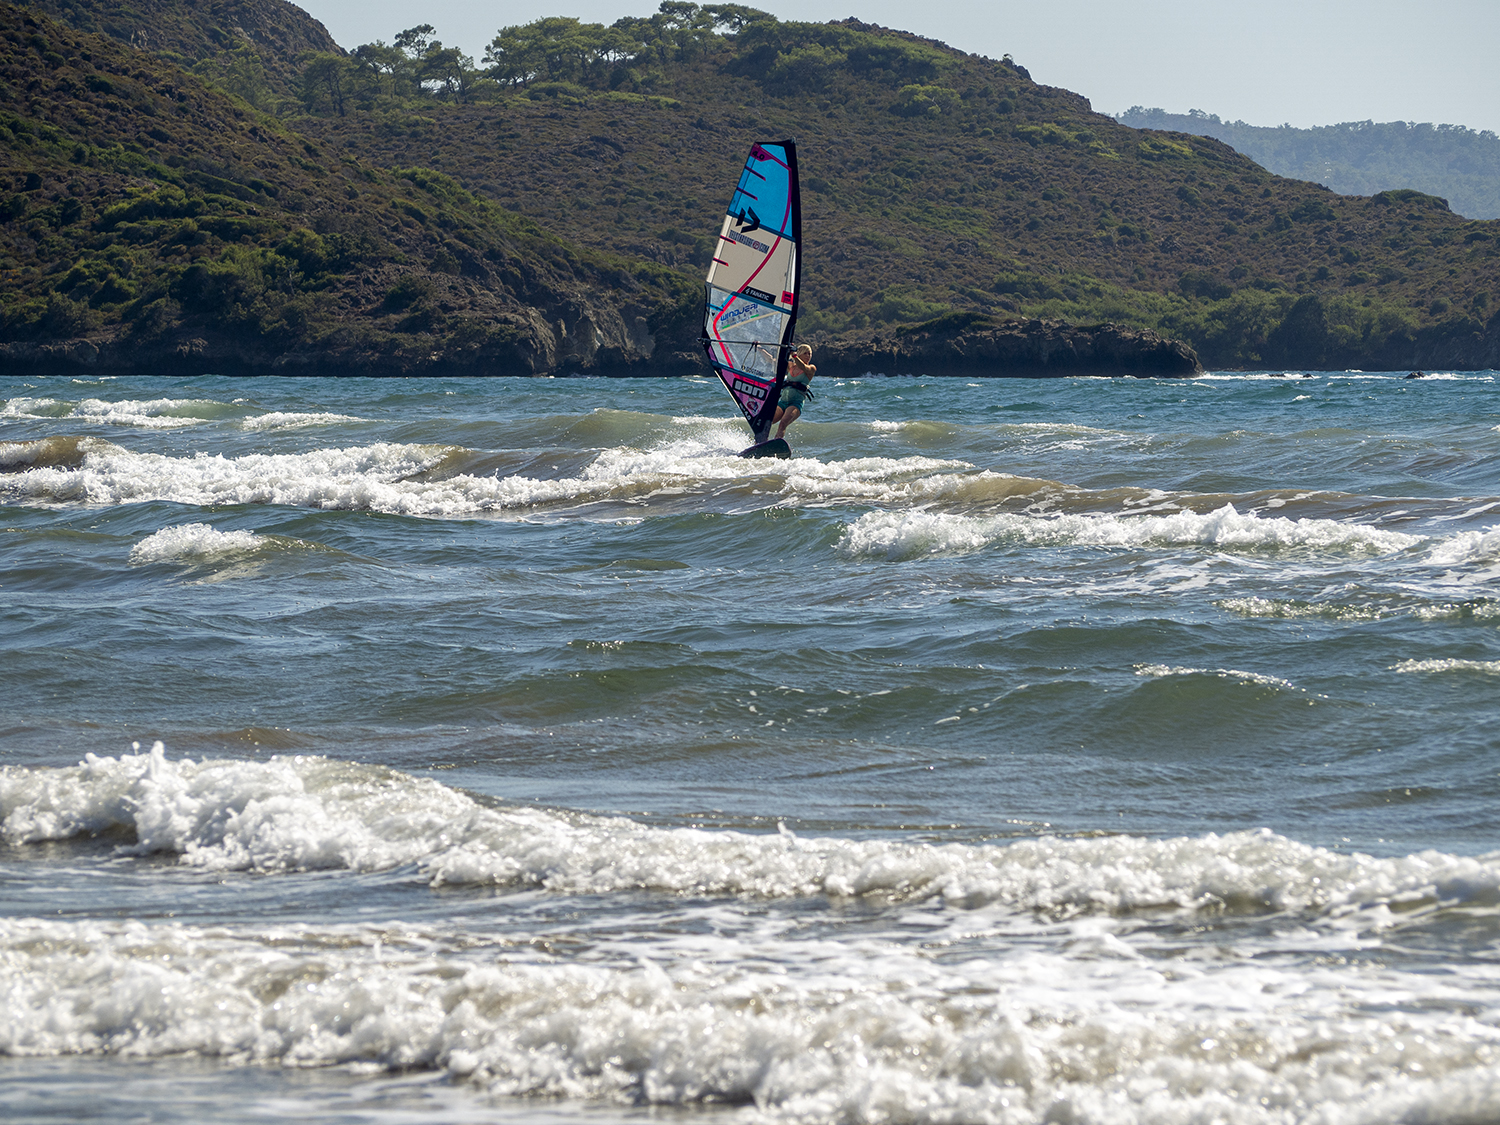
[771,344,815,441]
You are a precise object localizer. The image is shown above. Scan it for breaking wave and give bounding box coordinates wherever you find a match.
[0,435,1004,517]
[3,746,1497,922]
[4,909,1500,1124]
[7,747,1500,1124]
[838,505,1424,560]
[128,524,267,565]
[1,396,232,428]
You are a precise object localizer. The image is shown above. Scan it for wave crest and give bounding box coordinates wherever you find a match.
[4,747,1497,921]
[840,505,1424,560]
[129,524,265,564]
[3,907,1500,1123]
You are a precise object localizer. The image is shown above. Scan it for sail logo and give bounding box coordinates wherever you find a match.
[728,232,770,253]
[731,377,767,401]
[718,303,764,329]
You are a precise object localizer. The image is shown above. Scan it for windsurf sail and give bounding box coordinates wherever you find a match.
[703,140,801,444]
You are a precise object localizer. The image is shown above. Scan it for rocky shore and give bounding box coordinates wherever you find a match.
[1,312,1203,379]
[814,316,1203,379]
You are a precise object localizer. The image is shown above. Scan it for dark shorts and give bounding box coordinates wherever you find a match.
[778,381,810,411]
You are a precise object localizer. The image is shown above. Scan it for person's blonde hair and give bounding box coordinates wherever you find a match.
[793,343,813,361]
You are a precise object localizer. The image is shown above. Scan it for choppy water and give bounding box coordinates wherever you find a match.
[3,370,1500,1125]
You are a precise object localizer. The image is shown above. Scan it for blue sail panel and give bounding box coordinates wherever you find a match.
[727,143,796,241]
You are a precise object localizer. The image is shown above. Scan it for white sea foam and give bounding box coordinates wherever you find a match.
[77,397,229,427]
[3,396,231,428]
[1,441,455,512]
[1425,526,1500,567]
[128,524,266,564]
[0,435,990,516]
[8,749,1500,1122]
[1222,596,1500,623]
[840,504,1423,560]
[780,456,979,503]
[1393,658,1500,676]
[239,411,365,431]
[1000,422,1123,435]
[1134,664,1296,689]
[995,421,1142,452]
[844,509,996,556]
[1217,596,1388,621]
[4,746,1498,922]
[1200,372,1305,380]
[1412,601,1500,621]
[2,395,70,419]
[5,908,1500,1124]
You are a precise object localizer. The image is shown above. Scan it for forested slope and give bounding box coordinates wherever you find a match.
[0,2,694,375]
[25,0,341,107]
[291,8,1500,369]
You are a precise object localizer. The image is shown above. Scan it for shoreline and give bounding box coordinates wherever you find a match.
[0,317,1204,379]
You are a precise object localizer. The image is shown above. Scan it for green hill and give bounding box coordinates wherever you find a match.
[0,1,696,374]
[287,7,1500,370]
[25,0,341,109]
[1116,108,1500,223]
[4,0,1500,373]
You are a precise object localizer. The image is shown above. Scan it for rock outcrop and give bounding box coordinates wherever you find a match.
[0,290,671,377]
[1410,311,1500,372]
[812,315,1203,379]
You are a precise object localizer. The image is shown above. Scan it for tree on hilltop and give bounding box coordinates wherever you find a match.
[484,17,644,87]
[301,51,348,115]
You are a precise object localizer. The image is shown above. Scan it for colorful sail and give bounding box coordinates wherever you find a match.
[703,140,801,442]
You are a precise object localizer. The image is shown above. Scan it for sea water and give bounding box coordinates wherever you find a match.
[3,370,1500,1124]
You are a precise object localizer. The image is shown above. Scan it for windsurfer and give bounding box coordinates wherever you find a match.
[772,344,816,439]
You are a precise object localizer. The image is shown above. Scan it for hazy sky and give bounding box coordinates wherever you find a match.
[296,0,1500,135]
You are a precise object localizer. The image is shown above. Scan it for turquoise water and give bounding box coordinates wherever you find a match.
[3,371,1500,1124]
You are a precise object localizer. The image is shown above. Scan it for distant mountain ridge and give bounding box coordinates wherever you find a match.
[1116,108,1500,221]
